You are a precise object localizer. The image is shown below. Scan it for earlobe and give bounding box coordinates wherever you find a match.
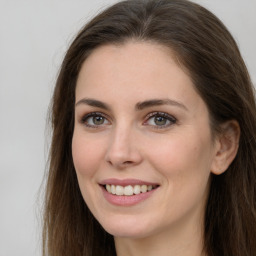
[211,120,240,175]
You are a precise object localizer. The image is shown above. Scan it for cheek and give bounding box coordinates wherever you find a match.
[147,131,213,188]
[72,133,104,178]
[150,136,205,167]
[147,133,212,217]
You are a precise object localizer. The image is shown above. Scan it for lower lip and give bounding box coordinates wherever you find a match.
[101,186,158,206]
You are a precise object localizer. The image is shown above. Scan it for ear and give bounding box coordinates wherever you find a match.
[211,120,240,175]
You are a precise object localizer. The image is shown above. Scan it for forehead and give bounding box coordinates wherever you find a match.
[76,41,202,110]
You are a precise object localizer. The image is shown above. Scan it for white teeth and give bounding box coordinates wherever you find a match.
[134,185,141,195]
[141,185,147,193]
[111,185,116,194]
[106,184,111,193]
[115,185,124,196]
[147,185,153,191]
[105,184,157,196]
[124,185,133,196]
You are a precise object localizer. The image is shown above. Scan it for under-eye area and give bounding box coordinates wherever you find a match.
[102,184,160,196]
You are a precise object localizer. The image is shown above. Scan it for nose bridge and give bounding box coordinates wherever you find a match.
[105,121,142,168]
[112,123,131,150]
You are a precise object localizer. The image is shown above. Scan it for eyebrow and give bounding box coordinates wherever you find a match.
[75,98,111,110]
[135,99,188,111]
[75,98,188,111]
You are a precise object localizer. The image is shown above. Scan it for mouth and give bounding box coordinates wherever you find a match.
[103,184,159,196]
[99,179,160,206]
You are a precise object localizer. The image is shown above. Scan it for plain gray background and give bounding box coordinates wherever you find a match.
[0,1,255,255]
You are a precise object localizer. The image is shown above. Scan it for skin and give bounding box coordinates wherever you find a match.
[72,41,240,256]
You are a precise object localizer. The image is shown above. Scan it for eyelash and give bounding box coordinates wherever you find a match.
[81,112,110,128]
[144,112,177,129]
[80,111,177,129]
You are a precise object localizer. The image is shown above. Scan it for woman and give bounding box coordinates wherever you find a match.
[43,0,256,255]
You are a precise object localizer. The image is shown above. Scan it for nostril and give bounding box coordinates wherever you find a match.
[123,161,133,165]
[106,159,135,168]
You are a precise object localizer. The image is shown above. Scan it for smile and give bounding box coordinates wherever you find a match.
[100,179,160,206]
[105,184,158,196]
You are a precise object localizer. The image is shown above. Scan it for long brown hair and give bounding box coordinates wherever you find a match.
[43,0,256,255]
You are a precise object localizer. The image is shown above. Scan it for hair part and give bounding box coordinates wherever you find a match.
[43,0,256,255]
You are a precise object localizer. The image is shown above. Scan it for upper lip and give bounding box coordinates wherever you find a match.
[99,178,159,186]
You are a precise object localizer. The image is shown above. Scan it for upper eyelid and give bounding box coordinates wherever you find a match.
[144,111,177,121]
[81,111,110,121]
[146,111,175,117]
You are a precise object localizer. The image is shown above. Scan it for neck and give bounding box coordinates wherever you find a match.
[114,216,207,256]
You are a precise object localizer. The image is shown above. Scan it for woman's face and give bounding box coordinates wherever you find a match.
[72,41,218,239]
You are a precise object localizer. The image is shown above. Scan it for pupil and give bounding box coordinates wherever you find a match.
[154,116,166,125]
[93,116,104,125]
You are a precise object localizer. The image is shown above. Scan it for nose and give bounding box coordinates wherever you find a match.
[105,125,143,169]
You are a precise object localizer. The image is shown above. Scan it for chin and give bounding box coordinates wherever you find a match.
[98,214,155,239]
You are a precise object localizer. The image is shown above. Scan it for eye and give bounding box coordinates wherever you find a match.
[81,112,110,128]
[145,112,176,128]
